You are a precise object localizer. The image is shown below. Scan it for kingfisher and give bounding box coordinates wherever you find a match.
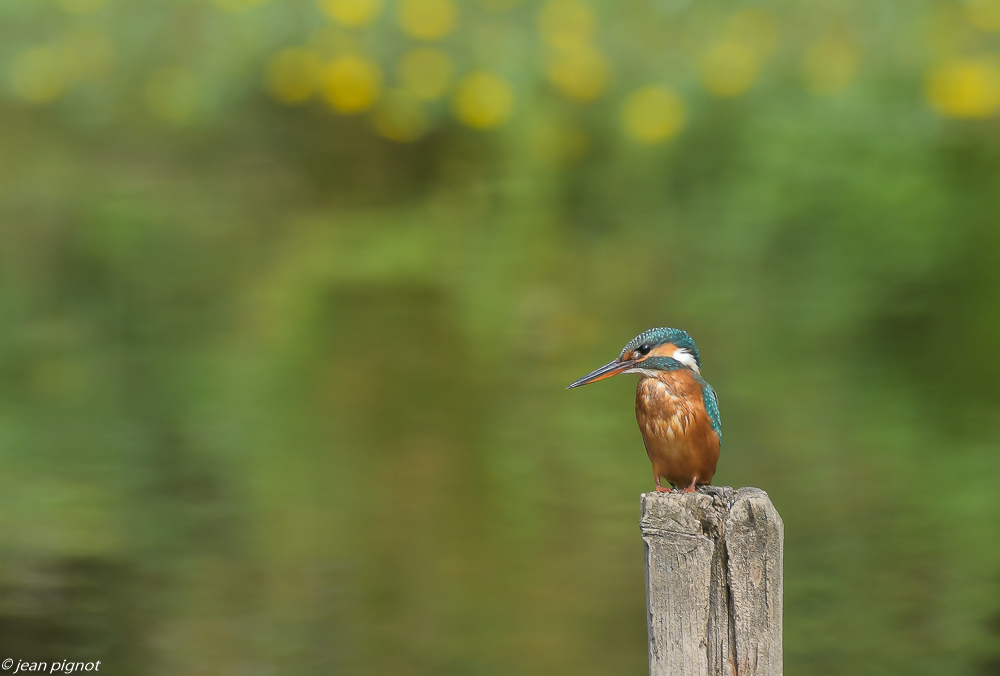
[567,328,721,493]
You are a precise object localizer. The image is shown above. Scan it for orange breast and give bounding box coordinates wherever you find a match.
[634,372,720,487]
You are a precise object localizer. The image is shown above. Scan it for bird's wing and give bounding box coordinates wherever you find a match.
[701,382,722,438]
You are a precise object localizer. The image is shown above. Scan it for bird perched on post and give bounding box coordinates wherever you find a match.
[567,328,721,493]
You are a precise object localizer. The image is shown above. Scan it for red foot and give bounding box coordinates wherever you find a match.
[681,476,698,493]
[655,477,672,493]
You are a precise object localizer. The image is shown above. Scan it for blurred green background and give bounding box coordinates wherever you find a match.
[2,0,1000,674]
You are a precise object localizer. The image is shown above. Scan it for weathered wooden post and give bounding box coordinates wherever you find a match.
[640,486,783,676]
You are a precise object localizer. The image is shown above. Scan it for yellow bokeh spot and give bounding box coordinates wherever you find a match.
[622,85,685,144]
[397,47,453,100]
[145,68,199,122]
[964,0,1000,31]
[60,28,114,82]
[266,48,322,104]
[318,0,382,27]
[398,0,457,41]
[801,38,860,96]
[701,41,760,97]
[538,0,595,50]
[925,58,1000,118]
[321,54,382,113]
[59,0,106,14]
[373,90,429,142]
[9,47,65,104]
[546,45,608,101]
[452,71,513,129]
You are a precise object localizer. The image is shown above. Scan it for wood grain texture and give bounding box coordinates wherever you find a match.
[640,486,783,676]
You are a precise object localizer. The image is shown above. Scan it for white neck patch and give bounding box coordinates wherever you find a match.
[672,348,700,373]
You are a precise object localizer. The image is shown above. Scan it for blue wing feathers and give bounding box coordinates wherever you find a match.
[701,382,722,438]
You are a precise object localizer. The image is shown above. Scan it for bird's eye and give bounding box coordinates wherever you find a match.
[636,344,652,356]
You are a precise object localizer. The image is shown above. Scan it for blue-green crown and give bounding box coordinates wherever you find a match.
[619,327,701,369]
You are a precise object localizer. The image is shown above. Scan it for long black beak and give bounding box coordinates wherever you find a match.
[566,358,633,389]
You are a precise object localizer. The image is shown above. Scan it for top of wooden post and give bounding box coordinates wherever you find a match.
[640,486,783,676]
